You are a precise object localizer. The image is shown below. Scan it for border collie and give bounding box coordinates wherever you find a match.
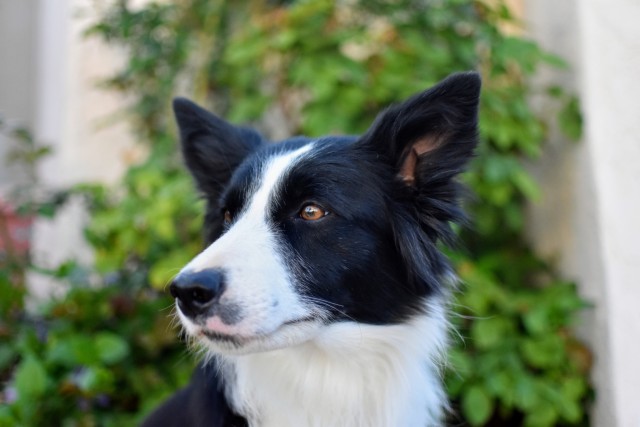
[142,72,480,427]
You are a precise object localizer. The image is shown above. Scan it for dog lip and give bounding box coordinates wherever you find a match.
[200,316,317,343]
[282,316,316,325]
[201,329,244,344]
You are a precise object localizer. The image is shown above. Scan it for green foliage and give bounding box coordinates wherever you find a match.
[80,162,203,288]
[449,255,591,425]
[0,116,52,190]
[0,117,189,426]
[0,0,591,425]
[0,278,189,426]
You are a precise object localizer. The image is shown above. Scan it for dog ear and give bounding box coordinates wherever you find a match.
[360,72,480,186]
[173,98,264,198]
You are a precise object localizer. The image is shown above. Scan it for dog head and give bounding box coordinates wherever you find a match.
[170,72,480,355]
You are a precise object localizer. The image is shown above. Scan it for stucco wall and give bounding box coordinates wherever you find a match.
[578,2,640,426]
[525,0,640,426]
[34,0,143,188]
[0,0,37,192]
[25,0,142,298]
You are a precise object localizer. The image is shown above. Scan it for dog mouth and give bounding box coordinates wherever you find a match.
[198,316,317,345]
[200,329,245,345]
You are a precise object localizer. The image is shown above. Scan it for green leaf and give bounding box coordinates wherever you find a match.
[520,335,565,369]
[522,305,550,334]
[448,348,473,376]
[558,96,583,140]
[14,355,47,398]
[524,404,558,427]
[514,375,540,410]
[0,405,18,427]
[76,366,115,393]
[485,370,513,399]
[561,376,587,401]
[271,29,297,49]
[512,169,541,201]
[471,317,513,349]
[558,399,582,423]
[95,332,130,365]
[462,385,494,426]
[48,335,99,366]
[0,345,16,371]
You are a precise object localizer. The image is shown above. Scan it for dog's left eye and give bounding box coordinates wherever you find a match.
[299,204,329,221]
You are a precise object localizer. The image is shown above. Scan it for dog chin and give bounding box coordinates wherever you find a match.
[195,319,324,356]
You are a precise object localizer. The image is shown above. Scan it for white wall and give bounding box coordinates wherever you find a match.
[0,0,37,192]
[34,0,143,188]
[525,0,640,426]
[24,0,142,298]
[578,2,640,426]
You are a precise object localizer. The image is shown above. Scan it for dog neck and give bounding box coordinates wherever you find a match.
[217,300,448,427]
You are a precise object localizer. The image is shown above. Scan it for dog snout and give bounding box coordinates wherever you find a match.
[170,269,225,318]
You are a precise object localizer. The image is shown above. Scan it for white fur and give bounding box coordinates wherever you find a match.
[176,144,450,426]
[178,145,324,353]
[217,299,448,427]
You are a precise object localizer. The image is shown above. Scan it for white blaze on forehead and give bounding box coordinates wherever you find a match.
[184,143,313,274]
[246,143,314,223]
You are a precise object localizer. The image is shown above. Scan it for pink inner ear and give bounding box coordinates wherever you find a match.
[398,135,443,184]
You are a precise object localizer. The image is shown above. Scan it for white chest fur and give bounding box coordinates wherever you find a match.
[218,302,448,427]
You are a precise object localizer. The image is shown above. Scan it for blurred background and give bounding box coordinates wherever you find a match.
[0,0,638,426]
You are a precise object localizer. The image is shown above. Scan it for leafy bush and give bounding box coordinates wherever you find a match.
[0,278,190,427]
[1,0,591,426]
[0,124,189,426]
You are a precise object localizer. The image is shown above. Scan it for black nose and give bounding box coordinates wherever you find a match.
[169,269,225,318]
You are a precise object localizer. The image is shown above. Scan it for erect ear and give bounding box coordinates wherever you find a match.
[359,72,481,186]
[173,98,264,198]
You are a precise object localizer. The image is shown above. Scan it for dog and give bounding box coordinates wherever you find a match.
[142,72,480,427]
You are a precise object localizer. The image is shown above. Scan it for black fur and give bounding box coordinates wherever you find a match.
[141,365,247,427]
[143,72,480,426]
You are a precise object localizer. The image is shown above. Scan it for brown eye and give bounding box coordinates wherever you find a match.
[299,204,328,221]
[223,210,232,224]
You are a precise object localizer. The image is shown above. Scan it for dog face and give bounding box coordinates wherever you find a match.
[170,72,480,355]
